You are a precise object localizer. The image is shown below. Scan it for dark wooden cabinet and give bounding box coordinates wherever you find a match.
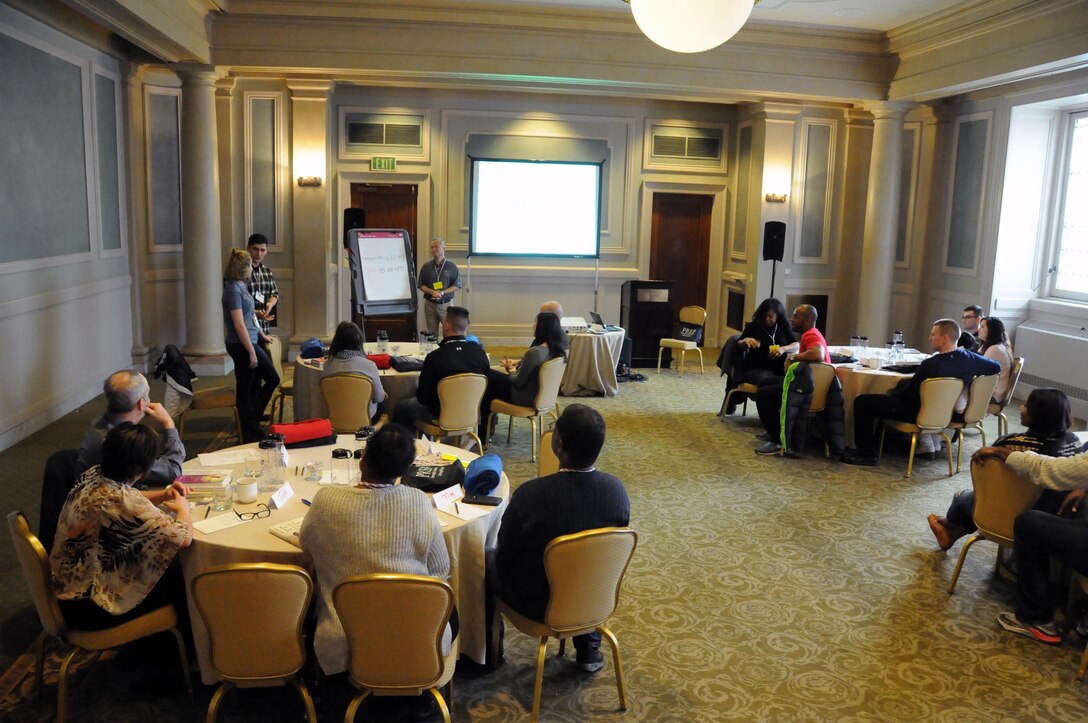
[620,280,676,367]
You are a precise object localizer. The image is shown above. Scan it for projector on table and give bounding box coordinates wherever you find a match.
[560,316,590,335]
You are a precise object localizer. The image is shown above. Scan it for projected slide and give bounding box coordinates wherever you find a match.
[470,159,601,257]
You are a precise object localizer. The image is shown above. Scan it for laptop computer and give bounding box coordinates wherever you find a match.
[588,311,620,333]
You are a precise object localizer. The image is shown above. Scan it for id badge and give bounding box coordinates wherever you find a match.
[254,291,266,305]
[433,281,444,290]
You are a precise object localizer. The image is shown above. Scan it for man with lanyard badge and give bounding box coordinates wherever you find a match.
[418,237,460,337]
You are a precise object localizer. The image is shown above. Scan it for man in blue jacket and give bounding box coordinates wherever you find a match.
[846,318,1000,466]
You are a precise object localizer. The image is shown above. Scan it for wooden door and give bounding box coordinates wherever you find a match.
[649,193,712,321]
[349,183,419,342]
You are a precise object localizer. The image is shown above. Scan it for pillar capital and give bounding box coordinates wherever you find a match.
[286,78,335,100]
[171,63,222,86]
[750,101,802,122]
[860,100,916,122]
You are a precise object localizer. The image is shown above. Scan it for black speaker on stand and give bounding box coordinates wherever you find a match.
[763,221,785,298]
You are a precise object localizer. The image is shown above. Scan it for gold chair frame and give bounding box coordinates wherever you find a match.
[267,336,294,424]
[191,563,317,723]
[878,377,964,478]
[657,305,707,375]
[7,511,192,723]
[333,574,457,723]
[948,374,1000,473]
[321,372,375,433]
[491,527,638,723]
[415,372,487,452]
[947,457,1042,593]
[487,356,565,461]
[179,385,243,445]
[987,356,1025,438]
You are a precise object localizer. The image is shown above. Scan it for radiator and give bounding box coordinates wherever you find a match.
[1014,320,1088,415]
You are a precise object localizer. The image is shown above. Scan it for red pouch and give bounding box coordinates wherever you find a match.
[270,418,335,447]
[367,354,391,369]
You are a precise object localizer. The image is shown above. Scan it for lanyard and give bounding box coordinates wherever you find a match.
[434,259,447,283]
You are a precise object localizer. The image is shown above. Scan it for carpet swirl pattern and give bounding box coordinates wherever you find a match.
[3,368,1087,721]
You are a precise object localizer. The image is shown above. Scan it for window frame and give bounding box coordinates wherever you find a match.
[1046,107,1088,303]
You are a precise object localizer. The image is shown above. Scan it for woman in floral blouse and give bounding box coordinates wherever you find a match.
[50,422,193,630]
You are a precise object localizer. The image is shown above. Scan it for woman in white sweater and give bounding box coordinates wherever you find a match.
[300,423,451,676]
[978,316,1014,404]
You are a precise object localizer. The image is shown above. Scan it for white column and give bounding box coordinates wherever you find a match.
[122,63,153,369]
[856,101,913,345]
[175,64,226,356]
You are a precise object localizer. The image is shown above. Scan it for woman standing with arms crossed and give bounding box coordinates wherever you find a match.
[222,248,280,442]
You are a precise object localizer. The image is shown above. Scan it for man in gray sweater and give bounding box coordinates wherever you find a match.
[974,446,1088,644]
[493,404,630,672]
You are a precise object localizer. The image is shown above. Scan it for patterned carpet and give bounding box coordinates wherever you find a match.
[3,364,1088,721]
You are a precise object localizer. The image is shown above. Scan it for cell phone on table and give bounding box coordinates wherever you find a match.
[462,494,502,506]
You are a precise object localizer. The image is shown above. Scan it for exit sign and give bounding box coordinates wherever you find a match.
[371,156,396,172]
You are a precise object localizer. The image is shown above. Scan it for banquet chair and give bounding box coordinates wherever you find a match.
[987,356,1025,437]
[805,362,838,458]
[415,373,487,452]
[179,384,244,446]
[7,511,192,723]
[878,377,964,478]
[334,574,457,723]
[947,457,1042,594]
[491,527,637,723]
[657,306,706,375]
[191,563,317,723]
[487,356,565,461]
[321,373,375,433]
[538,431,560,477]
[948,374,1000,473]
[720,381,759,417]
[267,336,294,424]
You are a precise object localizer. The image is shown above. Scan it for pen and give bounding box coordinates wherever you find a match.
[454,502,460,515]
[204,506,210,519]
[302,498,312,506]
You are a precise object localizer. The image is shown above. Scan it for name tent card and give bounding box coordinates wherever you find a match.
[270,482,295,509]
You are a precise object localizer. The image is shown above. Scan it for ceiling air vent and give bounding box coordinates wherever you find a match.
[649,124,724,166]
[344,114,424,149]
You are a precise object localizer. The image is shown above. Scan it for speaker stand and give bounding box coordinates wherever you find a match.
[770,259,778,298]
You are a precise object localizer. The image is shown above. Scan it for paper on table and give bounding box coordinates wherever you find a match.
[438,500,490,521]
[197,449,259,467]
[193,512,249,534]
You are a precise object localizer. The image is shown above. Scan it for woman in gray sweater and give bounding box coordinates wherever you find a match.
[300,423,451,675]
[321,321,386,420]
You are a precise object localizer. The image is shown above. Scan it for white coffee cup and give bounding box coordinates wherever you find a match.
[234,479,259,504]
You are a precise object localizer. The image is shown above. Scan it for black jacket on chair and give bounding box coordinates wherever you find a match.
[780,362,846,457]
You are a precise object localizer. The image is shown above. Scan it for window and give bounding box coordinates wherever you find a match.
[1053,112,1088,298]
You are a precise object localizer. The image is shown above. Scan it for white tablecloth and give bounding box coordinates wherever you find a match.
[834,364,913,447]
[293,342,425,421]
[560,329,626,397]
[179,436,508,684]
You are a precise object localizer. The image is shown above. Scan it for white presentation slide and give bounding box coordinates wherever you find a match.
[471,160,601,257]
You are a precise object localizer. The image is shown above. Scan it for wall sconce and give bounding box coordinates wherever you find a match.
[765,193,787,203]
[297,176,323,187]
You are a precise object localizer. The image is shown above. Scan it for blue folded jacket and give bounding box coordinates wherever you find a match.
[464,453,503,495]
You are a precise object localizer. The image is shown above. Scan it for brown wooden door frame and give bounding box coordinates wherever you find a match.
[348,182,420,342]
[649,192,713,328]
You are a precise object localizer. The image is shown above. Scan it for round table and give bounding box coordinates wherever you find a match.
[179,436,509,684]
[292,342,427,421]
[834,364,912,447]
[560,329,626,397]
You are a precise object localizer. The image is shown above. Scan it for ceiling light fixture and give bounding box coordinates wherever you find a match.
[626,0,756,54]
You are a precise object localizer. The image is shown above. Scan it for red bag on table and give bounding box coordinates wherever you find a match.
[269,418,336,448]
[366,354,391,369]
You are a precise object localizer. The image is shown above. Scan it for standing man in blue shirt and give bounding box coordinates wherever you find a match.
[417,237,460,337]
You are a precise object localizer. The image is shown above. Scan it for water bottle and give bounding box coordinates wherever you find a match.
[258,433,288,491]
[860,336,869,350]
[331,448,352,485]
[376,330,389,354]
